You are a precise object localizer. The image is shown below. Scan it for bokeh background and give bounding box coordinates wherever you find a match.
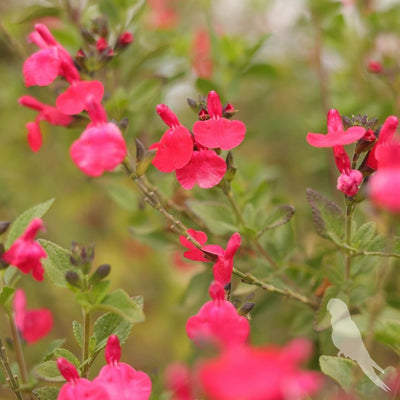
[1,0,400,398]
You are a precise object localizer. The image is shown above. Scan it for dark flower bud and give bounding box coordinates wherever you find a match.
[222,103,237,119]
[92,17,108,37]
[65,270,82,288]
[198,108,209,121]
[90,264,111,284]
[355,129,377,154]
[187,98,198,112]
[135,138,146,162]
[136,149,157,176]
[238,302,255,316]
[342,115,352,129]
[225,151,237,182]
[0,243,8,269]
[0,221,10,235]
[116,32,134,50]
[80,29,96,44]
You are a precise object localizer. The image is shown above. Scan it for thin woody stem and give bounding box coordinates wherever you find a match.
[122,159,318,309]
[345,202,354,280]
[8,315,29,385]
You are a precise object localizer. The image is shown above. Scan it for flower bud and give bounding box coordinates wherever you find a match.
[238,302,255,316]
[186,98,198,112]
[222,103,237,119]
[136,149,157,176]
[368,60,383,74]
[135,138,146,163]
[198,108,209,121]
[90,264,111,284]
[91,17,108,37]
[0,221,10,235]
[0,243,8,269]
[80,28,96,44]
[115,32,134,50]
[225,151,237,182]
[65,270,82,288]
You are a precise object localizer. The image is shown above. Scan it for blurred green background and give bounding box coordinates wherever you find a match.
[1,0,400,398]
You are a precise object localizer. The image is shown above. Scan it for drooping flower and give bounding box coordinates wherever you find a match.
[192,28,213,79]
[2,218,47,281]
[147,0,178,30]
[57,358,109,400]
[116,32,134,49]
[186,281,250,348]
[150,104,193,173]
[93,335,152,400]
[18,95,73,152]
[179,229,208,262]
[193,91,246,150]
[165,363,194,400]
[368,61,383,74]
[203,232,241,285]
[175,147,227,190]
[306,109,365,147]
[69,102,127,177]
[198,339,321,400]
[13,289,53,344]
[23,24,80,87]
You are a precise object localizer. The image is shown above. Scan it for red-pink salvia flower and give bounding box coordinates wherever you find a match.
[93,335,152,400]
[198,339,321,400]
[203,232,241,285]
[366,116,398,170]
[116,32,134,48]
[150,104,193,173]
[176,147,227,190]
[333,146,363,196]
[186,281,250,348]
[192,28,213,79]
[70,101,127,177]
[13,289,53,344]
[369,138,400,213]
[368,60,383,74]
[23,24,80,87]
[193,91,246,150]
[57,358,109,400]
[2,218,47,281]
[147,0,178,30]
[179,229,208,262]
[165,363,194,400]
[19,95,73,152]
[306,109,365,147]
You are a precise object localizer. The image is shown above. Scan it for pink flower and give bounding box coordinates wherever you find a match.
[368,61,383,74]
[306,109,365,147]
[366,116,398,170]
[19,95,73,152]
[56,80,105,115]
[179,229,208,262]
[116,32,134,48]
[70,102,127,177]
[198,339,321,400]
[203,233,241,285]
[193,91,246,150]
[23,24,80,87]
[186,281,250,348]
[147,0,178,30]
[192,28,213,79]
[150,104,193,173]
[93,335,152,400]
[369,139,400,212]
[13,289,53,344]
[333,146,363,196]
[2,218,47,281]
[176,148,227,190]
[57,358,109,400]
[165,363,194,400]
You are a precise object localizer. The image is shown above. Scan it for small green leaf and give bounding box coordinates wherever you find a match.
[195,78,221,96]
[105,183,137,212]
[53,349,80,367]
[32,386,59,400]
[5,199,55,248]
[257,205,295,238]
[95,290,145,324]
[38,240,72,288]
[306,189,344,245]
[90,281,111,305]
[93,312,133,353]
[352,222,376,250]
[241,63,277,78]
[33,361,64,383]
[319,355,355,390]
[72,321,83,348]
[375,320,400,350]
[0,286,15,308]
[41,339,66,362]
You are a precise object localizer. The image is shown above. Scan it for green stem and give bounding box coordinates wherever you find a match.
[0,338,25,400]
[9,315,28,385]
[122,160,317,309]
[81,307,90,378]
[345,203,354,280]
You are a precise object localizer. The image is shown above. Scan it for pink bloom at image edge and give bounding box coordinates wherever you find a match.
[198,339,321,400]
[93,335,152,400]
[165,363,194,400]
[2,218,47,281]
[193,91,246,150]
[13,289,53,343]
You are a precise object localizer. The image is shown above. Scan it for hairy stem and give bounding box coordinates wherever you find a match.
[81,307,91,378]
[345,203,354,280]
[9,315,28,386]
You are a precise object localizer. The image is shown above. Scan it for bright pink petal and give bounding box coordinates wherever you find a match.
[19,95,44,111]
[13,289,27,331]
[225,232,241,259]
[337,170,363,196]
[22,309,53,343]
[70,123,127,177]
[193,119,246,150]
[56,81,104,115]
[165,363,194,400]
[150,127,193,173]
[41,106,73,126]
[307,126,365,147]
[327,109,343,135]
[179,229,208,262]
[156,104,180,128]
[202,245,224,257]
[26,121,43,152]
[94,363,152,400]
[176,150,226,189]
[58,379,109,400]
[207,91,222,118]
[369,169,400,213]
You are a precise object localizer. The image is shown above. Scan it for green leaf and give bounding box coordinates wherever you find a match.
[257,205,295,238]
[38,240,72,288]
[352,222,376,250]
[53,349,80,367]
[5,198,54,248]
[41,339,66,362]
[72,321,83,348]
[90,281,111,305]
[13,5,61,24]
[95,290,145,324]
[195,78,221,96]
[93,312,133,353]
[306,189,344,245]
[241,63,277,78]
[32,386,59,400]
[187,201,238,235]
[319,355,355,390]
[375,320,400,350]
[0,286,15,308]
[33,361,64,383]
[105,183,137,211]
